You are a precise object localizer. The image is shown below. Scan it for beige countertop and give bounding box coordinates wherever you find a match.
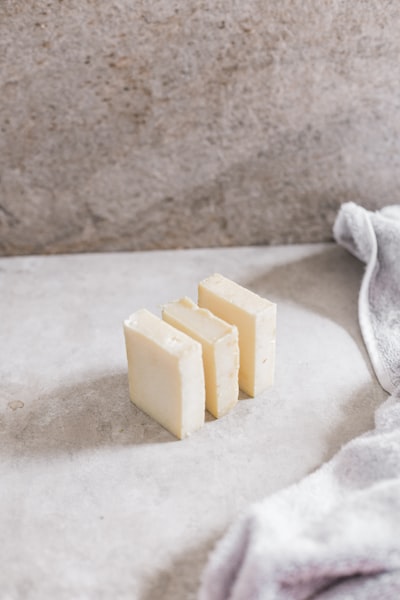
[0,244,386,599]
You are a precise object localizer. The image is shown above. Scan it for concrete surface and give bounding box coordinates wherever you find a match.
[1,2,400,255]
[0,244,387,599]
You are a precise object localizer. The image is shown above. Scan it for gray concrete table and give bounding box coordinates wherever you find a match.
[0,245,386,600]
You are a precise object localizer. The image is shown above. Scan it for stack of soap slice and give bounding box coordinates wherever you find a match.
[123,274,276,439]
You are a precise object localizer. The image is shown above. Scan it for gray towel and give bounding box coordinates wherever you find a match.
[199,203,400,600]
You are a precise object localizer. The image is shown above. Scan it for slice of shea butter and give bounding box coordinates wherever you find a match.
[198,274,276,397]
[123,309,205,439]
[162,297,239,419]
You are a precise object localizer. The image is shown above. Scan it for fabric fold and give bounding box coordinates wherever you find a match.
[334,202,400,396]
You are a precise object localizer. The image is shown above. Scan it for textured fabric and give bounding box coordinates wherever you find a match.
[199,203,400,600]
[334,203,400,396]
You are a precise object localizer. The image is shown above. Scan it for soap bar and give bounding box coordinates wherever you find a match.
[198,274,276,397]
[162,297,239,418]
[123,309,205,439]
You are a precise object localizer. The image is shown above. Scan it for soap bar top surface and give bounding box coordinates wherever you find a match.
[162,296,236,343]
[199,273,275,314]
[124,308,199,357]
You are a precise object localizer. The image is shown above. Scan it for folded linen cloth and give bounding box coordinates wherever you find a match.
[199,203,400,600]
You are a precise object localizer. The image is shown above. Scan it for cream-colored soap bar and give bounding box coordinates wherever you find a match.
[123,309,205,439]
[198,274,276,397]
[162,297,239,419]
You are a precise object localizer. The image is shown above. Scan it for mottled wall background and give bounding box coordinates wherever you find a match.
[1,1,399,256]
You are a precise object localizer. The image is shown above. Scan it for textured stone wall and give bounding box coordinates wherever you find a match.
[1,1,399,255]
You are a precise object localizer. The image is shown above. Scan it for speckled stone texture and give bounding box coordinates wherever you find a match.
[1,1,399,255]
[0,245,387,599]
